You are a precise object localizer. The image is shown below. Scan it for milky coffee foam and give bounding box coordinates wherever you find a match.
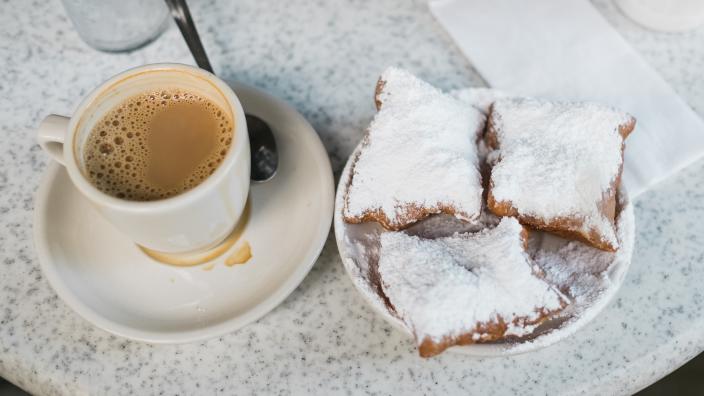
[83,88,233,201]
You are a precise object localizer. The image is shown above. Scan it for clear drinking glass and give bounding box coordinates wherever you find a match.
[61,0,170,52]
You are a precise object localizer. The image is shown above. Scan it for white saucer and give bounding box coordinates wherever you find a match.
[33,83,334,343]
[334,142,635,357]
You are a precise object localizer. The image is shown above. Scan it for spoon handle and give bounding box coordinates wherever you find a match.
[164,0,214,73]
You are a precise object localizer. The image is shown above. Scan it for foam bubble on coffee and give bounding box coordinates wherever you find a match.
[83,88,233,201]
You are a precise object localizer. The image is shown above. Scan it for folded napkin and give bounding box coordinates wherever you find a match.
[429,0,704,197]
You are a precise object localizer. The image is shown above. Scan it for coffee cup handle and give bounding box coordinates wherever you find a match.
[38,115,70,165]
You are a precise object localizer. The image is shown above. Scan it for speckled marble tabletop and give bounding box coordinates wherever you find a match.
[1,0,703,395]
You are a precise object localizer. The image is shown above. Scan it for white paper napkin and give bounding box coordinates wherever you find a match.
[429,0,704,197]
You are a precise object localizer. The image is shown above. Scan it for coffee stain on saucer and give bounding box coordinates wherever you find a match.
[224,241,252,266]
[139,201,250,267]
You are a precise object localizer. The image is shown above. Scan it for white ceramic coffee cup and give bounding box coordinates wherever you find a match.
[37,63,250,254]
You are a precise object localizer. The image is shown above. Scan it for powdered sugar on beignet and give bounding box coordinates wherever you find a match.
[451,87,508,115]
[343,67,484,230]
[486,97,635,251]
[378,217,566,357]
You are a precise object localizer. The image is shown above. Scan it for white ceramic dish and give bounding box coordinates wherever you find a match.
[334,142,635,357]
[33,83,334,343]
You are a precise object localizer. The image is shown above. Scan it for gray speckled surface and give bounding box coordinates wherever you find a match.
[1,0,703,394]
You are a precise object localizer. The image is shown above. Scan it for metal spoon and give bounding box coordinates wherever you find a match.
[165,0,278,182]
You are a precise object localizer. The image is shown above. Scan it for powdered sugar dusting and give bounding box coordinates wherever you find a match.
[378,218,565,344]
[334,84,636,356]
[488,97,633,248]
[507,192,635,353]
[451,87,508,115]
[344,67,484,228]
